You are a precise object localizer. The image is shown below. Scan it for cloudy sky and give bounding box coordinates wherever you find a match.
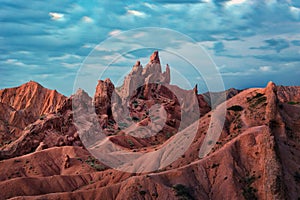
[1,0,300,95]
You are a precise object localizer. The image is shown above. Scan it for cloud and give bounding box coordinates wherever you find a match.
[290,6,300,19]
[0,22,48,36]
[4,59,26,67]
[291,40,300,46]
[213,42,225,54]
[3,58,39,68]
[82,43,97,49]
[109,30,122,36]
[81,16,93,23]
[225,0,247,6]
[143,3,157,9]
[49,54,82,61]
[62,62,81,69]
[1,0,300,95]
[259,66,272,72]
[49,12,64,21]
[152,0,204,3]
[250,38,290,53]
[126,9,146,18]
[254,53,300,62]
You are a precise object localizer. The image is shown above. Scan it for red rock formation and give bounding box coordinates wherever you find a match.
[0,53,299,200]
[118,51,170,99]
[90,52,211,148]
[1,82,299,199]
[149,50,160,64]
[94,78,115,117]
[0,81,66,145]
[162,64,171,83]
[0,81,66,116]
[276,85,300,103]
[193,84,198,94]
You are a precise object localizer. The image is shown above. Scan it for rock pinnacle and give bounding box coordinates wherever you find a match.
[149,51,160,64]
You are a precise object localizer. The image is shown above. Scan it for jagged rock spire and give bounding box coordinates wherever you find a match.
[149,50,160,64]
[193,84,198,94]
[163,64,170,83]
[94,78,115,118]
[131,60,142,75]
[135,60,141,67]
[117,51,171,99]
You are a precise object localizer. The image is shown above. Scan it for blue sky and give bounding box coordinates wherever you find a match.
[1,0,300,95]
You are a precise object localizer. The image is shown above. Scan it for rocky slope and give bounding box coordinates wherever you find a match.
[0,81,65,117]
[0,81,66,147]
[0,52,299,200]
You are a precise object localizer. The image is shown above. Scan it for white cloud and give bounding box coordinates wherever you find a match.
[16,51,31,55]
[226,0,248,6]
[4,59,38,68]
[49,54,81,61]
[108,29,122,36]
[132,32,145,39]
[127,10,146,18]
[49,12,64,21]
[259,66,272,72]
[5,59,25,66]
[143,3,157,9]
[38,74,51,79]
[221,71,248,76]
[62,62,81,69]
[290,6,300,19]
[81,16,93,23]
[163,4,184,11]
[82,43,97,49]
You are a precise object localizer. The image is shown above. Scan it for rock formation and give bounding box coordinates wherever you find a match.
[0,52,299,199]
[0,81,66,146]
[117,51,170,99]
[89,51,211,148]
[64,154,70,169]
[94,78,115,118]
[0,81,66,117]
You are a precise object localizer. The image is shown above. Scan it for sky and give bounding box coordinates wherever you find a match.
[1,0,300,96]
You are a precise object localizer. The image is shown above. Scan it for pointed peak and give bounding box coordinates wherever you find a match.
[193,84,198,94]
[131,60,142,74]
[266,81,276,88]
[134,60,141,67]
[17,80,44,90]
[104,78,112,83]
[266,81,276,90]
[264,81,277,94]
[98,78,112,84]
[149,50,160,64]
[75,88,88,96]
[25,80,42,87]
